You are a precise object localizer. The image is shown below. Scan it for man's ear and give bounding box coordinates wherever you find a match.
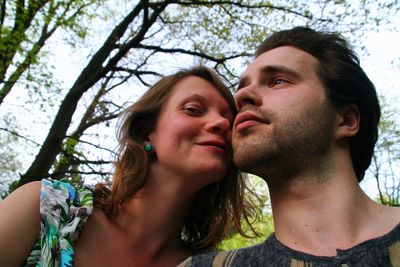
[335,104,360,139]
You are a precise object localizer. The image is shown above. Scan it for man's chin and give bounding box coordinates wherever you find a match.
[233,147,257,171]
[233,157,266,178]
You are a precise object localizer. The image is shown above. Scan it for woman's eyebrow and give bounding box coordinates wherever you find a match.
[181,94,206,103]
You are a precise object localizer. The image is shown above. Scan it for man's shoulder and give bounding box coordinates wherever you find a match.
[183,235,280,267]
[181,224,400,267]
[389,205,400,221]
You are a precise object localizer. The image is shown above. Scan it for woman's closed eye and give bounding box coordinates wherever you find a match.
[220,113,234,128]
[183,104,204,115]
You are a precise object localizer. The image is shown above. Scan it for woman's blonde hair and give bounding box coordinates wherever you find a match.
[94,66,259,249]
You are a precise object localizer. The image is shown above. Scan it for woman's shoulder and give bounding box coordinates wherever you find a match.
[39,178,94,224]
[0,181,42,266]
[0,181,41,210]
[14,180,42,196]
[40,178,93,206]
[26,179,95,266]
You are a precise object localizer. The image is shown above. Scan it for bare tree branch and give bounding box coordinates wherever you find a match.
[163,0,329,21]
[40,170,112,179]
[0,0,6,28]
[18,2,151,184]
[0,127,41,146]
[137,44,250,63]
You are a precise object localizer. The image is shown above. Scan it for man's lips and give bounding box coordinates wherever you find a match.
[234,112,266,132]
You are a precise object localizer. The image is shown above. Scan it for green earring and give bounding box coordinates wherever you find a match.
[144,142,153,153]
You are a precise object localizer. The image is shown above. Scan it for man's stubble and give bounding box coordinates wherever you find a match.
[233,102,336,184]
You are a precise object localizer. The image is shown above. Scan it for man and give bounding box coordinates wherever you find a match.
[181,27,400,266]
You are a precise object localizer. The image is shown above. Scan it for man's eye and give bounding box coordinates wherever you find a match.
[274,78,286,84]
[271,78,289,87]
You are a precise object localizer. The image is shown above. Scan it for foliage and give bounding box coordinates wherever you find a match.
[0,0,397,197]
[0,0,100,105]
[219,175,273,250]
[0,114,22,198]
[368,95,400,206]
[219,213,274,250]
[0,0,101,196]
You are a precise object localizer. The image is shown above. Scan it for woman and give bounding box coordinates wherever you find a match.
[0,66,258,267]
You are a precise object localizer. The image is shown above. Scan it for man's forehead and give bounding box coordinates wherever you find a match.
[242,46,319,78]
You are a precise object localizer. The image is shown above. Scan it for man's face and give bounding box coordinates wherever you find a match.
[232,46,337,181]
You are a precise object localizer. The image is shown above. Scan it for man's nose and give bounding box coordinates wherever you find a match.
[235,84,262,110]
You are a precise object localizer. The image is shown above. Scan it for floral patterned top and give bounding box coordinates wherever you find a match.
[24,179,93,267]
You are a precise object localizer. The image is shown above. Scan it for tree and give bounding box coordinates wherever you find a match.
[0,0,100,105]
[368,96,400,206]
[0,113,22,197]
[0,0,102,195]
[219,214,274,250]
[219,175,273,250]
[0,0,398,193]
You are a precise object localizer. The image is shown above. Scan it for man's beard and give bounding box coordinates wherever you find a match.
[233,102,336,183]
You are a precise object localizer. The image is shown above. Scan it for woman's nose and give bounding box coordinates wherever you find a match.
[205,115,231,134]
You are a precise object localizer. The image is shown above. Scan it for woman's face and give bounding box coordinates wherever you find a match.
[149,76,234,190]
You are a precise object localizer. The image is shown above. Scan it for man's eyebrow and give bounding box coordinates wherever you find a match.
[260,65,301,79]
[236,65,301,92]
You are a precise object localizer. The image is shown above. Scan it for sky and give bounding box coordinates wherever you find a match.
[360,31,400,102]
[2,17,398,199]
[46,28,400,199]
[357,30,400,198]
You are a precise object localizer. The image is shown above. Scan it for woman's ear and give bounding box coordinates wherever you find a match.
[135,123,152,143]
[335,104,360,139]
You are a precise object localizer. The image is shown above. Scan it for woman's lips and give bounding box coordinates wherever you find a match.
[197,140,226,153]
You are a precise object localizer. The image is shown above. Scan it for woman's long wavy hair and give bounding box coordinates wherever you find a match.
[94,66,259,249]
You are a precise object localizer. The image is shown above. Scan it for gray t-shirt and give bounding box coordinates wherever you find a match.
[180,223,400,266]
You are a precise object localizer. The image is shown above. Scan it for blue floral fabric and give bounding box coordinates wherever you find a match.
[24,179,93,267]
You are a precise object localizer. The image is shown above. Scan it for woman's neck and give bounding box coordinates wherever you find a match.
[75,167,199,266]
[114,171,194,253]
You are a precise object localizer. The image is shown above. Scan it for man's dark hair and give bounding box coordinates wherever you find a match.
[255,27,380,181]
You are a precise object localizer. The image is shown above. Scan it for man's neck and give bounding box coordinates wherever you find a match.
[268,170,400,256]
